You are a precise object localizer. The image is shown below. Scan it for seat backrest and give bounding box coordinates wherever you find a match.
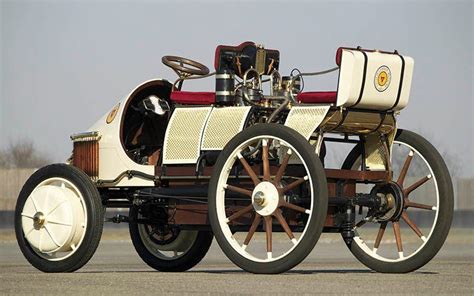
[335,47,414,111]
[214,41,280,77]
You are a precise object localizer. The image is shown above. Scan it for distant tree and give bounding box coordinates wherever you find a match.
[0,150,10,168]
[0,139,51,169]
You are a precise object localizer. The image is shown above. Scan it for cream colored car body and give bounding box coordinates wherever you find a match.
[77,50,414,187]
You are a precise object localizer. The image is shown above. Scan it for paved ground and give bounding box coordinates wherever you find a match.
[1,228,472,295]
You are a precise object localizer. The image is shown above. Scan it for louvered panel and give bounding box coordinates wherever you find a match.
[71,132,101,180]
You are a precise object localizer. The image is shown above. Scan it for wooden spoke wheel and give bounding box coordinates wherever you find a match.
[15,164,104,272]
[129,206,213,272]
[208,124,328,274]
[342,129,453,273]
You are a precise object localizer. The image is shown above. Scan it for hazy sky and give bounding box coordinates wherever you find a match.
[1,0,473,176]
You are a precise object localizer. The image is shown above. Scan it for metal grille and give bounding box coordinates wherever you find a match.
[71,132,100,179]
[163,107,212,164]
[202,106,251,150]
[284,106,330,140]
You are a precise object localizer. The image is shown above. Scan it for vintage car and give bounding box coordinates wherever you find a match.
[15,42,453,274]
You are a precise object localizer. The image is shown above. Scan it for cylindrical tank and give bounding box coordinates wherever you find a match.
[215,70,235,105]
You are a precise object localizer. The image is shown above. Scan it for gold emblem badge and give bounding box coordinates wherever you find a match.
[106,103,120,124]
[374,66,391,92]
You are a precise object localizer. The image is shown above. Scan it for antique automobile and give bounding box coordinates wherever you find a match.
[15,42,453,274]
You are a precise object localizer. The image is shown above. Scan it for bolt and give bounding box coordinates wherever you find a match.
[253,191,265,205]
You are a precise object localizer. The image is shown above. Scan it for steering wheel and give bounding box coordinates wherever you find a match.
[162,55,210,77]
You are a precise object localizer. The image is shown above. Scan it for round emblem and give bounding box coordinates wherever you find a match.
[106,103,120,124]
[374,66,391,92]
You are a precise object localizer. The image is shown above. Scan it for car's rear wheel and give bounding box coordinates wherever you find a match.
[15,164,104,272]
[342,129,453,273]
[129,206,213,272]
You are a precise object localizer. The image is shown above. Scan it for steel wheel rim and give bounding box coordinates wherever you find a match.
[21,177,88,261]
[215,135,314,263]
[352,140,440,262]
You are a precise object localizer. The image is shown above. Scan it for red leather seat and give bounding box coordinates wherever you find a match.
[297,91,337,104]
[214,41,257,70]
[170,91,215,105]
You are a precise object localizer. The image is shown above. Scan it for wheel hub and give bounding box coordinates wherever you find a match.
[21,183,85,254]
[253,191,265,205]
[370,182,404,222]
[33,212,46,230]
[252,182,279,216]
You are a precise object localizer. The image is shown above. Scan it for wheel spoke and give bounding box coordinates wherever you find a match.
[404,175,432,196]
[273,210,296,244]
[264,216,273,259]
[397,151,414,186]
[24,227,35,239]
[262,139,270,181]
[273,149,291,185]
[237,152,261,185]
[224,184,252,197]
[44,225,61,247]
[227,204,253,223]
[46,219,72,227]
[46,200,68,216]
[373,222,387,252]
[280,200,310,214]
[280,176,308,194]
[31,196,39,212]
[392,221,403,258]
[401,212,426,241]
[21,212,34,219]
[405,201,436,211]
[243,214,261,248]
[38,228,44,252]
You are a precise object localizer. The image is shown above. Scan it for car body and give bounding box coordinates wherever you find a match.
[15,42,452,274]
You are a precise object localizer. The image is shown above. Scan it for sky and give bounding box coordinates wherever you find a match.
[1,0,473,177]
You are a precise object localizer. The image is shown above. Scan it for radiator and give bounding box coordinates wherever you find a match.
[70,131,101,180]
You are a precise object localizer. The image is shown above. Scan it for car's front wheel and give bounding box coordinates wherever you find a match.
[15,164,104,272]
[208,124,328,274]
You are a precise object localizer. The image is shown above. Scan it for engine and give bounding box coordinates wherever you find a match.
[214,42,301,109]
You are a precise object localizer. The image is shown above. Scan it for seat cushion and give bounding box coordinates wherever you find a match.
[297,91,337,104]
[170,91,215,105]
